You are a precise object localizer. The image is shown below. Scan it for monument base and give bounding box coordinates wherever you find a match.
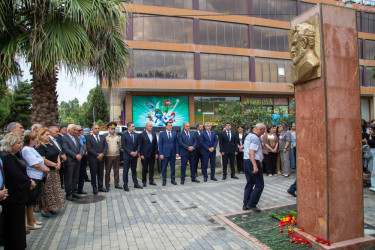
[293,229,375,250]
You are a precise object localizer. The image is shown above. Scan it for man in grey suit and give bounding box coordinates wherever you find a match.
[61,124,84,201]
[86,124,108,195]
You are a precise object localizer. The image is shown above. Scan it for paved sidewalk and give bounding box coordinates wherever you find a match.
[24,171,375,250]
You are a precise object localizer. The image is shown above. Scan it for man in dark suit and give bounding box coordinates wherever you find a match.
[178,122,200,185]
[58,126,67,189]
[61,124,84,201]
[200,122,218,182]
[121,122,142,191]
[219,122,239,180]
[159,121,179,186]
[139,122,158,187]
[86,124,108,195]
[193,123,203,177]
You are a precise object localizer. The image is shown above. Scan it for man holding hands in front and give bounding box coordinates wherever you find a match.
[200,122,218,182]
[159,122,179,186]
[139,122,158,187]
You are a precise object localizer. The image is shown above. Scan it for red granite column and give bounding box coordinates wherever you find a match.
[293,4,363,243]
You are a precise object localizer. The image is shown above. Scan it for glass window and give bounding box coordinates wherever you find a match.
[268,0,276,20]
[301,2,315,14]
[241,25,249,48]
[225,23,234,48]
[199,0,247,14]
[285,61,293,83]
[254,26,262,49]
[201,54,209,79]
[242,57,250,81]
[270,59,278,83]
[269,28,277,51]
[234,56,242,81]
[216,55,226,80]
[365,40,375,60]
[217,22,225,47]
[255,58,262,82]
[253,0,260,18]
[208,21,217,46]
[133,15,193,44]
[226,56,234,81]
[277,60,286,83]
[140,0,193,9]
[133,50,194,79]
[359,66,363,86]
[208,54,217,80]
[254,26,289,52]
[200,21,208,45]
[194,96,241,125]
[233,25,242,48]
[252,0,297,21]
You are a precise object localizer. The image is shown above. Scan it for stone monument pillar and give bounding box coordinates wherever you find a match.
[291,3,375,247]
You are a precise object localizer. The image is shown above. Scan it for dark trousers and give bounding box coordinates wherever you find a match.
[162,156,176,182]
[222,152,235,177]
[59,162,65,188]
[105,155,120,187]
[194,148,202,175]
[78,155,87,192]
[89,161,104,190]
[157,157,162,174]
[202,151,216,179]
[289,180,297,192]
[236,151,244,173]
[243,159,264,207]
[3,203,26,250]
[0,210,3,245]
[180,153,196,181]
[123,156,139,186]
[141,155,156,183]
[65,162,80,197]
[265,152,277,175]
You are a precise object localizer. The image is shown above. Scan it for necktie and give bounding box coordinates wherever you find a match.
[187,132,190,139]
[168,131,171,139]
[96,135,100,142]
[130,133,134,143]
[208,131,211,140]
[227,131,230,140]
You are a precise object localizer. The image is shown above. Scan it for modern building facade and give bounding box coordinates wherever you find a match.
[102,0,375,127]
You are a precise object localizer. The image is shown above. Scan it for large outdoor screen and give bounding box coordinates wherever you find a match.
[132,96,189,127]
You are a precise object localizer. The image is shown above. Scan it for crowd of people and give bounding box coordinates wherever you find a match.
[0,119,297,249]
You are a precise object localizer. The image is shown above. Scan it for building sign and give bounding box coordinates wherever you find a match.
[336,0,375,12]
[132,96,189,127]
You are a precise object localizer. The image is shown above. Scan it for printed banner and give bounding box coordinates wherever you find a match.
[132,96,189,127]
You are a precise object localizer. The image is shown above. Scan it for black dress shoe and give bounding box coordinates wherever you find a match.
[93,190,98,195]
[134,184,143,189]
[98,188,108,192]
[211,177,218,181]
[248,206,261,212]
[149,181,157,186]
[72,194,82,199]
[231,175,239,179]
[222,176,227,180]
[171,181,177,185]
[287,189,297,197]
[105,187,110,192]
[142,182,147,187]
[115,185,123,189]
[124,186,130,192]
[26,229,30,234]
[204,178,207,182]
[85,178,91,182]
[243,205,250,211]
[66,195,74,201]
[78,190,87,194]
[181,180,185,185]
[162,181,166,186]
[192,179,200,183]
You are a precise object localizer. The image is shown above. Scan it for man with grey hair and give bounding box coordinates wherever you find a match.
[243,123,266,212]
[200,122,218,182]
[6,122,24,136]
[61,124,83,201]
[31,124,42,133]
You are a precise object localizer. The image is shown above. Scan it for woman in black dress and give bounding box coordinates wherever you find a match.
[0,133,35,250]
[36,129,65,217]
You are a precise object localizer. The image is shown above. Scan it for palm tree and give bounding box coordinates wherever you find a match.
[0,0,130,126]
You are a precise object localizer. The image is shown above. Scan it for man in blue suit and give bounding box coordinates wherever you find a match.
[159,121,179,186]
[121,122,143,191]
[200,122,218,182]
[178,122,200,185]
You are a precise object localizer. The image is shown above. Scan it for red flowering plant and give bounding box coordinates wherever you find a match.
[316,237,331,246]
[277,214,311,247]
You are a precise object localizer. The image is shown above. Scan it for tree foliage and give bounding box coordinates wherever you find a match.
[85,85,109,126]
[7,80,32,129]
[215,100,295,132]
[59,98,87,127]
[0,85,11,130]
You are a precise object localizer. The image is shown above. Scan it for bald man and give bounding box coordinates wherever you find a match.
[139,122,158,187]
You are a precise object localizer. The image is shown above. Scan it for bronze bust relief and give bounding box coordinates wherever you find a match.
[289,15,321,84]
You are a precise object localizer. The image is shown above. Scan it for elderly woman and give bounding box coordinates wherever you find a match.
[22,132,49,229]
[278,123,292,177]
[36,129,65,217]
[0,133,36,249]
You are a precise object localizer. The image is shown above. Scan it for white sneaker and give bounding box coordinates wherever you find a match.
[369,187,375,192]
[273,174,278,176]
[268,174,272,177]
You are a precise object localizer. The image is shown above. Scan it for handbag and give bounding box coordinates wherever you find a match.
[363,145,372,159]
